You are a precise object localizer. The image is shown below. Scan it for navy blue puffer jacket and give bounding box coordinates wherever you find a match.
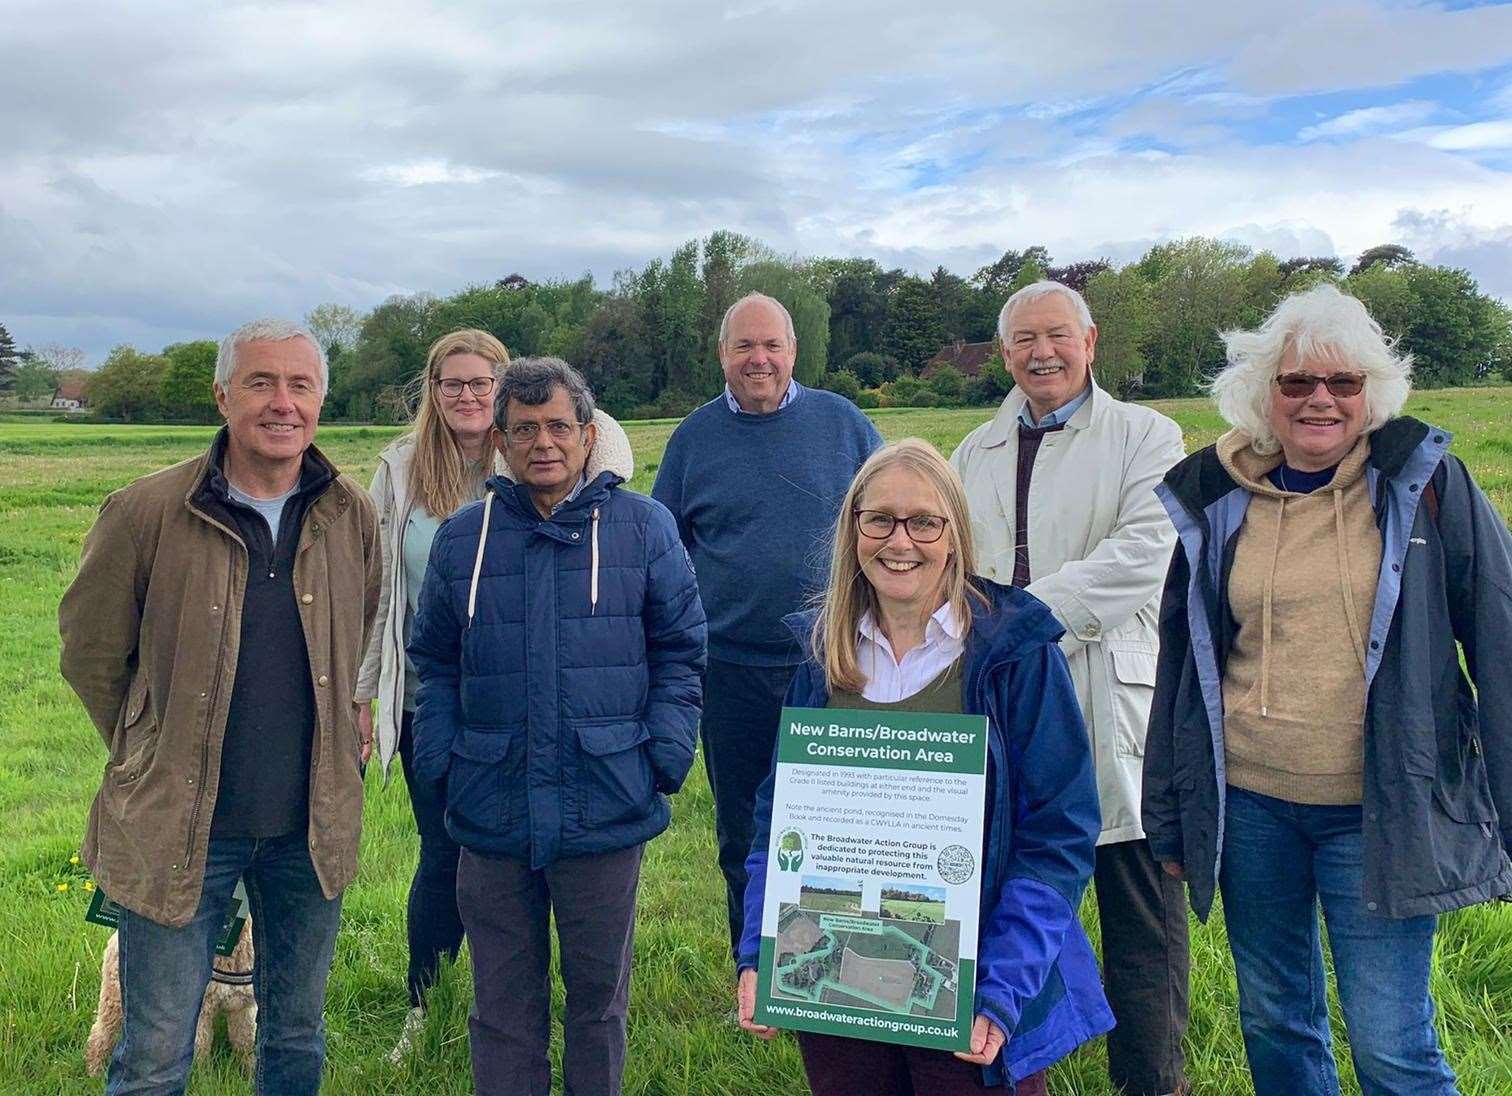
[408,470,707,867]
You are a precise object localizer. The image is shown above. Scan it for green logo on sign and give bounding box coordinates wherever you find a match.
[776,829,806,872]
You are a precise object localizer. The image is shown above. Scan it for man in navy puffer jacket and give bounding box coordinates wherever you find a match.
[409,357,706,1096]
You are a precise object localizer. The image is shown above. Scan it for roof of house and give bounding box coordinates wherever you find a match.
[922,339,996,378]
[53,379,88,402]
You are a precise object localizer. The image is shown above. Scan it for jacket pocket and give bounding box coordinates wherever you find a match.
[1432,697,1498,825]
[448,727,525,836]
[1108,646,1157,758]
[573,718,653,829]
[111,678,158,785]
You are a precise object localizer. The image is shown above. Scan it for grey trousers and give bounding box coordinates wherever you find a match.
[457,843,644,1096]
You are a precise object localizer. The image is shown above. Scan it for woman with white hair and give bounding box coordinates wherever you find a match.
[1143,283,1512,1095]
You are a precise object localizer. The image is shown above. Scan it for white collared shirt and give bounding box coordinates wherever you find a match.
[855,603,965,702]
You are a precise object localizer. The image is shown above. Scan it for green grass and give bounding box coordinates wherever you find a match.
[2,392,1511,1094]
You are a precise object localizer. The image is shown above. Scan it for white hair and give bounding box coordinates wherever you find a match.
[1210,283,1412,455]
[215,319,329,394]
[997,280,1094,341]
[719,292,796,344]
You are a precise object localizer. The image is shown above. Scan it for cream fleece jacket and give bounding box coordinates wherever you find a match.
[1217,431,1382,805]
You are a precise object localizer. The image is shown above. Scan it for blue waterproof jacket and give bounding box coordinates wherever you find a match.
[1144,417,1512,920]
[408,470,707,867]
[738,582,1114,1084]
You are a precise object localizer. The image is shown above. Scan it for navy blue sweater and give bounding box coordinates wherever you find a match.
[651,386,882,665]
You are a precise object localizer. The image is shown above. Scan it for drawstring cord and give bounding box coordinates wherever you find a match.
[590,508,600,615]
[1334,489,1368,669]
[467,491,494,626]
[1259,496,1284,717]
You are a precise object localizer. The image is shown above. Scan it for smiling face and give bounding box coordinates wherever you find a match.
[435,351,497,447]
[1003,292,1097,422]
[214,336,323,479]
[719,298,796,414]
[1267,344,1368,472]
[495,386,597,505]
[854,466,953,620]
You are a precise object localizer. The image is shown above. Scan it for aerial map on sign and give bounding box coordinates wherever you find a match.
[771,878,962,1020]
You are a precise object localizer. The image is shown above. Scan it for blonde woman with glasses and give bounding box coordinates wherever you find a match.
[735,439,1112,1095]
[354,329,632,1059]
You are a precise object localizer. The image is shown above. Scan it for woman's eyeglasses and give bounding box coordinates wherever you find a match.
[1274,372,1365,399]
[854,510,949,544]
[436,376,497,398]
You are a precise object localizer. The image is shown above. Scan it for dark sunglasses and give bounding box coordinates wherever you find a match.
[1274,372,1365,399]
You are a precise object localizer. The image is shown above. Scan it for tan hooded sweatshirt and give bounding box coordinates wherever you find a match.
[1217,430,1382,805]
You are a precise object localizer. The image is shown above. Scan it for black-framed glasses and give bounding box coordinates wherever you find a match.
[855,510,949,543]
[505,420,586,444]
[436,376,497,398]
[1274,372,1364,399]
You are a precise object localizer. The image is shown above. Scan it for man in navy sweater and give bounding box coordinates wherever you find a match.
[652,293,883,963]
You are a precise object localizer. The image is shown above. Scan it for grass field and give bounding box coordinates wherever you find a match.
[2,392,1511,1094]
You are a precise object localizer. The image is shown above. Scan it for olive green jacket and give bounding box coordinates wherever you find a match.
[59,438,380,927]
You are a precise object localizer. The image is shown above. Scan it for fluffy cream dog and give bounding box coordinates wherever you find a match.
[85,919,257,1076]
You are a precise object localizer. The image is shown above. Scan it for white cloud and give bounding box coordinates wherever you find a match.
[1297,101,1438,141]
[1425,120,1512,152]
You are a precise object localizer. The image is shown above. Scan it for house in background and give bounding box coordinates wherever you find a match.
[921,339,996,380]
[51,379,88,411]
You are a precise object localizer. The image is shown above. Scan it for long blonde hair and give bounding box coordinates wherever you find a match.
[814,438,988,693]
[407,329,510,517]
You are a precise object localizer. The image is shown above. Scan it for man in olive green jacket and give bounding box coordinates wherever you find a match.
[59,319,380,1095]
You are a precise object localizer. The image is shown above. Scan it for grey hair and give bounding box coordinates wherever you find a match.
[1211,283,1413,455]
[718,292,797,344]
[997,280,1095,342]
[216,319,328,394]
[492,356,596,432]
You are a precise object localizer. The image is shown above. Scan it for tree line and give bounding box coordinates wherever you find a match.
[4,234,1509,424]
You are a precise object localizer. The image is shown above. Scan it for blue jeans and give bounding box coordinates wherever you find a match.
[106,832,344,1096]
[1219,786,1459,1096]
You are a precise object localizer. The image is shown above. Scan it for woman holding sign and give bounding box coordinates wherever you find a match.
[735,439,1113,1094]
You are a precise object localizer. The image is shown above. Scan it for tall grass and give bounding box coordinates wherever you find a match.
[1,392,1510,1093]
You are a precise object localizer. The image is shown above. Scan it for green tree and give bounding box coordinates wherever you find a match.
[304,303,364,359]
[13,352,60,401]
[1400,266,1498,387]
[336,293,437,421]
[577,295,657,416]
[1083,267,1153,397]
[158,340,219,421]
[971,246,1051,298]
[820,370,861,402]
[1350,244,1415,276]
[814,257,901,368]
[89,346,167,421]
[1345,263,1418,345]
[0,322,19,395]
[1139,237,1253,395]
[844,351,900,387]
[926,363,966,404]
[880,276,944,374]
[1006,258,1049,297]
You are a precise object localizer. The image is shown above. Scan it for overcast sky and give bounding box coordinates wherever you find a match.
[4,0,1512,364]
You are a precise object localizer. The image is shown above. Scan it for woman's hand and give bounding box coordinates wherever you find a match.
[953,1014,1006,1065]
[737,969,779,1040]
[356,702,374,765]
[1160,860,1185,882]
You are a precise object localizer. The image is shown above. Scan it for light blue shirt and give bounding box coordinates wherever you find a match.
[401,507,445,711]
[724,379,801,415]
[551,472,591,514]
[1017,384,1092,429]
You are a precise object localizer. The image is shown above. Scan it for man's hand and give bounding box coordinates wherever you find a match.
[953,1014,1006,1065]
[356,702,374,765]
[1160,861,1185,882]
[737,968,778,1040]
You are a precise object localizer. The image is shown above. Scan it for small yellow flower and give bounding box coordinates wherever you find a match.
[70,855,80,865]
[56,883,70,892]
[84,881,96,892]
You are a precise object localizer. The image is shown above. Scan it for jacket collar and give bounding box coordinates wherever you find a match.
[976,379,1104,448]
[488,468,622,525]
[1161,415,1440,524]
[192,426,338,512]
